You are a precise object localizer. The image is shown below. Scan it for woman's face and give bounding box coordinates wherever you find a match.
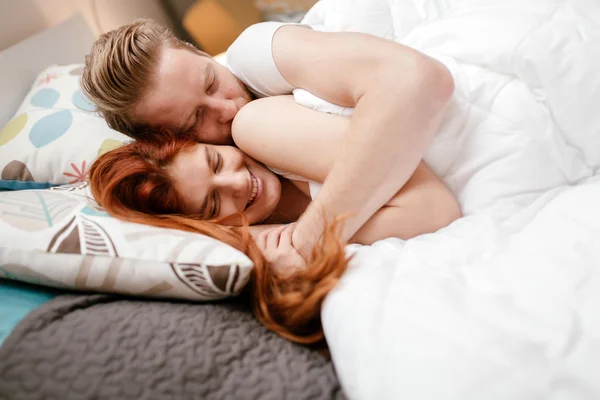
[168,144,281,225]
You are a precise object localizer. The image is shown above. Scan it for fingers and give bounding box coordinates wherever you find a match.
[253,224,302,270]
[255,224,288,252]
[266,224,287,249]
[279,223,295,249]
[256,229,267,250]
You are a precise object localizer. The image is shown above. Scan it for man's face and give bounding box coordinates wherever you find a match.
[133,46,253,145]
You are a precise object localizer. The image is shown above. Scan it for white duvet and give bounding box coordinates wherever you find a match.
[299,0,600,398]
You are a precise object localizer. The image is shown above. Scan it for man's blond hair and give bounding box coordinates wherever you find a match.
[81,18,206,138]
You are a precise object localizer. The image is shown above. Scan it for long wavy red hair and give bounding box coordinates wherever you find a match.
[88,137,349,344]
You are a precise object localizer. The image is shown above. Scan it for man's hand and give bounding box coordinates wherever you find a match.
[255,223,307,276]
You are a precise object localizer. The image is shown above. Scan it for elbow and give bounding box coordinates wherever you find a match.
[390,51,455,113]
[430,192,462,232]
[430,57,455,106]
[443,197,462,227]
[415,55,455,112]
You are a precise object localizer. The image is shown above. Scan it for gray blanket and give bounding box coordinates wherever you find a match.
[0,294,344,400]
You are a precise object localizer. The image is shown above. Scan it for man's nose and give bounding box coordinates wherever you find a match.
[210,98,238,124]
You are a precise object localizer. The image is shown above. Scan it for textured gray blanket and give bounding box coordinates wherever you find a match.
[0,294,344,400]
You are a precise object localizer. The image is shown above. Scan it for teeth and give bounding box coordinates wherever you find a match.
[247,175,258,206]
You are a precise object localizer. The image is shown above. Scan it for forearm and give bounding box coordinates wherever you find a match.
[293,59,454,255]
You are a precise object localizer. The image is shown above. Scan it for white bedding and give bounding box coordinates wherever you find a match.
[300,0,600,398]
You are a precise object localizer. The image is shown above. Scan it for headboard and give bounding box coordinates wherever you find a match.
[0,14,95,127]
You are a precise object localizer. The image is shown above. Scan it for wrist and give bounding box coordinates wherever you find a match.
[292,207,327,260]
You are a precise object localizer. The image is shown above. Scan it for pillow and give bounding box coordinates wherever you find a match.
[0,64,128,190]
[0,182,253,301]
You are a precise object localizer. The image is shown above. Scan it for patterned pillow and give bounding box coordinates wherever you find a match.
[0,182,253,301]
[0,64,128,190]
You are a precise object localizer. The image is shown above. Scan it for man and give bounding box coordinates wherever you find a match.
[82,18,455,264]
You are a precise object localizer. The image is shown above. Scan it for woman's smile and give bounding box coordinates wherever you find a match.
[169,143,281,224]
[246,168,262,209]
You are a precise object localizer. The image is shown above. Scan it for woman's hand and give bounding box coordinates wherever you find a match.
[254,223,307,276]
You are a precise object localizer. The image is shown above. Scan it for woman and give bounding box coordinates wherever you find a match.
[89,95,461,344]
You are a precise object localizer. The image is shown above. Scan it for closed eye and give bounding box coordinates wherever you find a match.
[207,74,219,94]
[185,108,202,134]
[207,190,221,219]
[209,191,217,218]
[214,152,222,173]
[211,153,222,217]
[208,150,222,218]
[185,109,203,134]
[194,108,204,128]
[213,192,220,217]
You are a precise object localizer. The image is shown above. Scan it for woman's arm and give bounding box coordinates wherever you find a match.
[268,26,454,257]
[233,96,460,244]
[351,164,461,245]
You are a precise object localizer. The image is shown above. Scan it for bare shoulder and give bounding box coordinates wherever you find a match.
[271,25,454,107]
[231,95,347,183]
[231,96,295,147]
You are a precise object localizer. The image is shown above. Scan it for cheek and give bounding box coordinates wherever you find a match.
[265,173,281,202]
[223,85,239,100]
[225,76,245,97]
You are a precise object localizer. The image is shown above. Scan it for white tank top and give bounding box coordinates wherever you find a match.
[226,22,461,199]
[225,21,355,115]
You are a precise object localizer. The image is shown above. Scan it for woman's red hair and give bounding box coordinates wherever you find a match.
[88,136,349,344]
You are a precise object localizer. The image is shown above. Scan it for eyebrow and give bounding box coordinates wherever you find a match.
[178,64,212,133]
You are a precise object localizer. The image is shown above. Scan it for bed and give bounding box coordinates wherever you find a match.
[2,0,600,399]
[0,14,343,400]
[0,13,95,347]
[0,280,58,346]
[299,0,600,398]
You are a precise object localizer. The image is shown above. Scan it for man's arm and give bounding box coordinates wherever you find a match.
[269,27,454,257]
[233,96,460,244]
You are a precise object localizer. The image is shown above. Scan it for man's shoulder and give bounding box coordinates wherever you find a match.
[226,22,310,98]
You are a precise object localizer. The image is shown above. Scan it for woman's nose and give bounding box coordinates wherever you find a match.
[214,172,247,196]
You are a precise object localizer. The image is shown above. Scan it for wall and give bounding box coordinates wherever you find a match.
[0,0,173,51]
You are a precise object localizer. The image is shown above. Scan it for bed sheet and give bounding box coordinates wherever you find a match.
[301,0,600,398]
[324,176,600,399]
